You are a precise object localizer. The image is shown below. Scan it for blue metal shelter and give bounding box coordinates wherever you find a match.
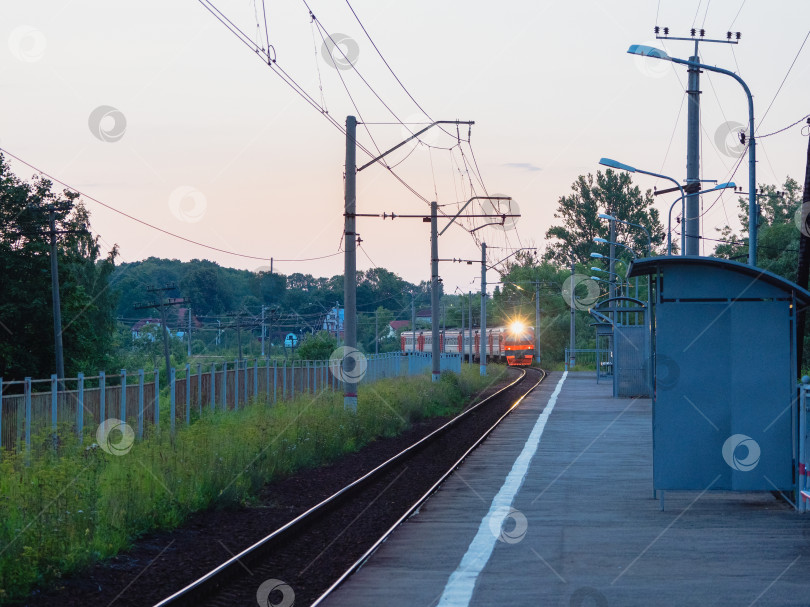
[628,256,810,496]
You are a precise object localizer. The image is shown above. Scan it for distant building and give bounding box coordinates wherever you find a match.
[323,306,345,340]
[131,307,200,342]
[131,318,161,341]
[388,320,410,338]
[416,308,432,324]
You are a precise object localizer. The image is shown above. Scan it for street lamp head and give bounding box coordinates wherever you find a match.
[599,158,636,173]
[593,237,608,244]
[590,252,604,259]
[715,182,736,191]
[598,213,616,221]
[590,267,604,273]
[627,44,672,61]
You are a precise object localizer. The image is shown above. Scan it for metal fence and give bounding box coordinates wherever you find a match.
[799,380,810,512]
[564,348,611,370]
[0,352,462,452]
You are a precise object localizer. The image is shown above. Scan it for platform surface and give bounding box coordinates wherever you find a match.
[321,371,810,607]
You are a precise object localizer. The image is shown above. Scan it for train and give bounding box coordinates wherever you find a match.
[401,321,536,366]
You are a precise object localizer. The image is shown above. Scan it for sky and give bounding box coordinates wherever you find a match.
[1,0,809,295]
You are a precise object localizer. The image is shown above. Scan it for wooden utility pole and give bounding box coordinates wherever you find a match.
[134,284,188,380]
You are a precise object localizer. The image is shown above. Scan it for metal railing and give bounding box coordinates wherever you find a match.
[799,379,810,512]
[564,348,612,370]
[0,352,461,452]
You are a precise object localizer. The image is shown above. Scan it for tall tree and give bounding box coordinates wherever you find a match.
[545,170,666,265]
[713,178,803,281]
[0,154,118,379]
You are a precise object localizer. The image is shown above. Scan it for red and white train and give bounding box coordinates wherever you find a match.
[400,321,536,366]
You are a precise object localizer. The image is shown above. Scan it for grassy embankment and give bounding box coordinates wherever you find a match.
[0,364,507,603]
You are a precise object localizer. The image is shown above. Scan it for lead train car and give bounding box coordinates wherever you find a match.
[401,325,535,366]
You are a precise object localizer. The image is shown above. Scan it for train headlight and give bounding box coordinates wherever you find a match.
[510,321,525,335]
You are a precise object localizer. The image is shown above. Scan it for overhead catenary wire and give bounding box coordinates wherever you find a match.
[756,29,810,133]
[197,0,435,207]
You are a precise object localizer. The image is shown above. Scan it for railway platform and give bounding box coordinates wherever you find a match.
[321,371,810,607]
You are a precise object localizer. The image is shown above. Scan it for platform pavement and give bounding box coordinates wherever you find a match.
[320,371,810,607]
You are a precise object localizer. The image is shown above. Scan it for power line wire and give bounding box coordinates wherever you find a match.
[0,147,343,264]
[756,29,810,132]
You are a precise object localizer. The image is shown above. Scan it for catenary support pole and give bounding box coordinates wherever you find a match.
[796,127,810,377]
[343,115,358,410]
[460,299,465,363]
[569,259,576,368]
[431,200,441,382]
[411,292,416,352]
[535,282,541,363]
[468,291,472,364]
[480,242,487,376]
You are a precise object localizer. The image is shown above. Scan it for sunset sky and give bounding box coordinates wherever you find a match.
[2,0,808,293]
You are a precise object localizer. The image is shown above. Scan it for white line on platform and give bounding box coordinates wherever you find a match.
[436,371,568,607]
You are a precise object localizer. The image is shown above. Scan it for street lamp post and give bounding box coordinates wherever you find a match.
[665,182,736,255]
[628,45,757,266]
[599,158,686,253]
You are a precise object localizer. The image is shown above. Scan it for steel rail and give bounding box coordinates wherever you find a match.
[310,367,547,606]
[154,366,542,606]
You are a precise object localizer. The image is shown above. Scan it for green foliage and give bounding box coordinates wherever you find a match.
[297,330,338,360]
[0,364,505,601]
[0,154,119,380]
[544,169,666,265]
[712,177,803,280]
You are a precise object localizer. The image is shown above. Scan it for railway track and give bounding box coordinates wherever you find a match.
[154,366,547,607]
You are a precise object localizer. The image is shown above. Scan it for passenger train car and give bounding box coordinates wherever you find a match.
[401,321,535,366]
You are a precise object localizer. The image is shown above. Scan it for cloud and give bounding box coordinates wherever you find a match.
[503,162,542,172]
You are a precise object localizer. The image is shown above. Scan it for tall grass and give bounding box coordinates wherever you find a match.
[0,365,505,603]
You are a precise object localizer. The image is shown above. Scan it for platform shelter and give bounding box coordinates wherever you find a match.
[628,256,810,500]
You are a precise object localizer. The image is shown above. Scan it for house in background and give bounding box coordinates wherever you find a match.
[388,320,410,338]
[131,318,161,341]
[416,308,432,324]
[131,308,201,342]
[323,306,344,340]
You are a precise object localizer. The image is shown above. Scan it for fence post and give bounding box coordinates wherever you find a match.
[120,369,127,423]
[234,359,239,410]
[273,359,277,403]
[266,358,270,401]
[185,363,191,426]
[170,367,176,435]
[138,369,144,440]
[154,368,160,432]
[254,358,258,399]
[210,363,216,412]
[800,383,807,512]
[197,363,202,416]
[24,377,31,452]
[221,362,227,411]
[244,359,248,403]
[292,360,296,400]
[99,370,106,423]
[283,360,287,400]
[51,374,58,434]
[77,372,84,443]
